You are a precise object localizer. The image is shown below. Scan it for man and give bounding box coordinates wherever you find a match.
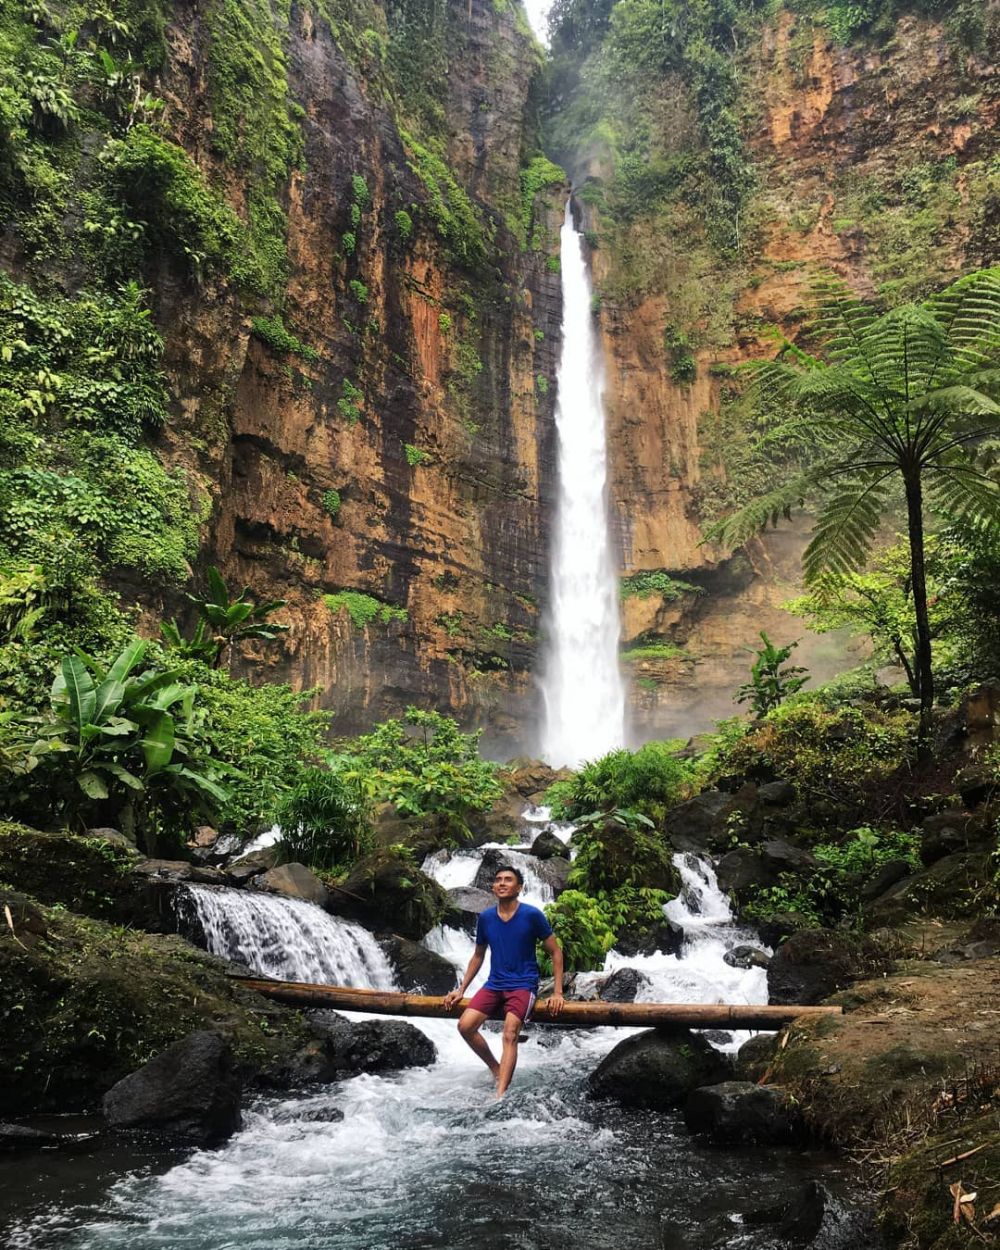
[443,864,565,1098]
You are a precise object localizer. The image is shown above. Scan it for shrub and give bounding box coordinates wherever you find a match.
[736,632,809,717]
[336,378,364,423]
[323,591,407,629]
[544,890,616,972]
[619,571,700,601]
[404,444,430,467]
[348,279,368,304]
[549,742,693,823]
[342,231,356,256]
[438,312,452,333]
[251,315,319,362]
[275,760,374,870]
[322,489,341,520]
[394,209,413,241]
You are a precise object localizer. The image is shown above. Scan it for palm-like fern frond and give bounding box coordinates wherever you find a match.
[703,470,817,551]
[926,458,1000,532]
[926,267,1000,380]
[802,471,895,581]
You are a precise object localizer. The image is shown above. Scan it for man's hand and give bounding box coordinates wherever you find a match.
[443,988,464,1011]
[548,992,565,1016]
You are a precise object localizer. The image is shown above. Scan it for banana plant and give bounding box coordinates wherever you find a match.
[161,566,288,669]
[32,638,229,838]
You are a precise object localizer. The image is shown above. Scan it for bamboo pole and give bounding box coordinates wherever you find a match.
[231,977,843,1029]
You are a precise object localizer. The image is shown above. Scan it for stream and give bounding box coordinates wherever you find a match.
[4,813,877,1250]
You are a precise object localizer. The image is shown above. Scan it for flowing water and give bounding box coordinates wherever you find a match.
[539,202,626,768]
[7,824,874,1250]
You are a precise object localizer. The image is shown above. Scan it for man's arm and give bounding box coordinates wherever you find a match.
[543,934,565,1015]
[443,944,486,1009]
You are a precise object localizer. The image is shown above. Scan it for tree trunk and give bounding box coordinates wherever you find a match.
[904,469,934,749]
[230,977,844,1030]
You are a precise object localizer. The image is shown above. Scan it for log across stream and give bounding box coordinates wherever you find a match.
[232,976,844,1030]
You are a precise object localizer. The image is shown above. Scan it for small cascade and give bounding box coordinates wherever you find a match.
[179,885,396,989]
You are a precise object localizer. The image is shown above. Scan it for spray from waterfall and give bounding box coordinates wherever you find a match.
[540,200,626,768]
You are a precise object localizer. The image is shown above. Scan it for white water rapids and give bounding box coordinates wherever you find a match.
[540,202,626,768]
[8,815,843,1250]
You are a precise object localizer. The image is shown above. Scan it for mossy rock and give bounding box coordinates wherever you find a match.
[331,848,447,940]
[0,893,314,1114]
[866,853,993,926]
[881,1110,1000,1248]
[0,824,137,921]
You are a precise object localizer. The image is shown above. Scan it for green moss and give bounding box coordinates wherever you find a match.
[621,643,687,662]
[0,825,135,920]
[251,314,319,362]
[619,570,700,601]
[323,590,408,629]
[322,488,341,519]
[518,153,565,246]
[348,278,369,303]
[336,377,364,423]
[404,443,430,466]
[399,128,486,267]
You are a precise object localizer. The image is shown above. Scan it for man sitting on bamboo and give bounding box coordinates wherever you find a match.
[444,864,565,1098]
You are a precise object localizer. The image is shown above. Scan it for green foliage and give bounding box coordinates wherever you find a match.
[323,590,407,629]
[336,377,364,423]
[550,741,692,823]
[322,488,341,520]
[543,889,616,972]
[348,279,369,303]
[161,566,289,669]
[399,128,486,267]
[394,209,413,240]
[438,312,452,333]
[0,276,199,586]
[342,231,356,256]
[404,443,430,466]
[620,643,686,662]
[275,759,374,870]
[535,373,549,396]
[736,631,809,717]
[715,699,916,824]
[744,825,921,927]
[350,173,370,207]
[518,154,565,244]
[0,639,229,847]
[251,315,319,362]
[343,707,503,825]
[101,125,260,287]
[619,570,700,601]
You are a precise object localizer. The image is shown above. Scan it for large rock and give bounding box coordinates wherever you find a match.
[132,859,228,885]
[225,845,281,883]
[378,935,457,994]
[331,850,447,940]
[663,786,761,854]
[588,1029,728,1111]
[472,847,569,896]
[598,967,652,1003]
[102,1031,242,1144]
[715,847,776,902]
[768,930,892,1005]
[684,1081,804,1144]
[614,918,684,959]
[865,853,991,926]
[530,828,568,860]
[314,1014,437,1075]
[255,862,328,907]
[506,760,569,800]
[723,944,771,970]
[919,809,986,865]
[734,1032,779,1082]
[443,885,495,933]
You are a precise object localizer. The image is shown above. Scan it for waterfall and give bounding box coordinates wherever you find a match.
[540,200,626,768]
[179,885,396,988]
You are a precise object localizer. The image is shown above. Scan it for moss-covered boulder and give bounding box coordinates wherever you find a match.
[866,853,993,926]
[0,824,138,921]
[0,891,315,1115]
[329,848,447,940]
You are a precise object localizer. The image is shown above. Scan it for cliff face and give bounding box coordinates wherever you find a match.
[553,2,1000,738]
[146,0,565,749]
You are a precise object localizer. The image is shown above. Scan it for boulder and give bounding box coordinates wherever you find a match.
[473,847,519,892]
[755,911,811,947]
[102,1031,242,1144]
[715,847,775,902]
[443,886,495,933]
[684,1081,804,1144]
[0,1122,63,1151]
[956,764,996,808]
[535,855,571,896]
[313,1014,437,1075]
[859,859,912,901]
[331,850,447,940]
[84,827,137,852]
[865,853,991,926]
[758,780,796,807]
[614,918,684,959]
[598,967,652,1003]
[768,930,891,1005]
[761,839,817,874]
[734,1032,779,1082]
[131,859,228,885]
[225,845,281,883]
[378,935,457,994]
[530,828,568,860]
[255,862,329,907]
[588,1029,728,1111]
[919,809,986,865]
[466,792,525,845]
[505,760,569,799]
[663,784,761,854]
[723,944,771,970]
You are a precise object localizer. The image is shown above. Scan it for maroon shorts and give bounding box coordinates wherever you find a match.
[467,986,537,1023]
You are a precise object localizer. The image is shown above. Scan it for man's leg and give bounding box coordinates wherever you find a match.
[457,1008,498,1080]
[495,1012,522,1098]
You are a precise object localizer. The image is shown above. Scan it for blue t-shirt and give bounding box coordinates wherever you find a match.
[475,902,553,990]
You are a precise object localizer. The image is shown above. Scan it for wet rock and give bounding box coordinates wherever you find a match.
[131,859,228,886]
[535,854,571,896]
[472,847,569,896]
[0,1122,63,1151]
[443,885,495,932]
[723,944,771,970]
[225,846,281,884]
[315,1015,437,1075]
[191,825,220,849]
[684,1081,804,1144]
[255,862,329,907]
[777,1180,864,1245]
[865,853,991,926]
[103,1031,242,1144]
[378,935,457,994]
[768,930,891,1005]
[735,1032,779,1082]
[761,839,817,874]
[859,859,912,900]
[331,850,447,940]
[598,967,652,1003]
[85,827,137,852]
[664,784,761,854]
[588,1029,728,1111]
[715,847,775,902]
[755,911,811,947]
[614,918,684,959]
[758,780,796,806]
[530,828,568,860]
[473,847,516,892]
[919,809,985,865]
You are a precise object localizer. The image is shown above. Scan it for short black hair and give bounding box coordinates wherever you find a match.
[494,864,524,886]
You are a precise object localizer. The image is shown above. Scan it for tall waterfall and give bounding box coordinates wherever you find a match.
[540,201,626,768]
